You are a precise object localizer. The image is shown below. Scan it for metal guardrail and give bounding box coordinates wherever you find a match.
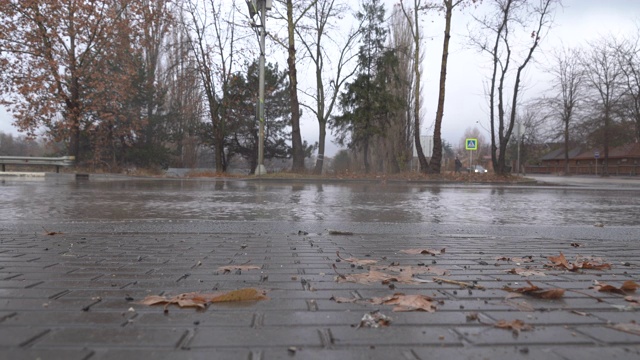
[0,156,75,173]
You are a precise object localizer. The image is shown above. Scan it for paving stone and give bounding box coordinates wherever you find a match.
[0,348,94,360]
[412,345,567,360]
[189,327,323,348]
[457,325,595,346]
[482,310,605,326]
[552,345,640,359]
[94,349,252,360]
[2,220,640,357]
[574,325,640,345]
[329,326,463,346]
[36,328,186,348]
[0,327,50,347]
[261,347,411,360]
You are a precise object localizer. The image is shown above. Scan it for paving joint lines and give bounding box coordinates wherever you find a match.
[1,225,639,359]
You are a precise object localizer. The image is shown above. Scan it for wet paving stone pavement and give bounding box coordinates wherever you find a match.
[1,177,639,359]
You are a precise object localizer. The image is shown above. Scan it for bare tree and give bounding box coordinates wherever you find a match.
[538,46,584,174]
[399,0,430,173]
[580,36,626,176]
[384,5,416,173]
[182,0,244,172]
[472,0,558,174]
[271,0,317,172]
[0,0,144,160]
[296,0,361,174]
[618,32,640,143]
[398,0,477,174]
[162,10,204,167]
[140,0,173,148]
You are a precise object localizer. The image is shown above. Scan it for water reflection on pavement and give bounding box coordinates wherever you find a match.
[1,177,639,226]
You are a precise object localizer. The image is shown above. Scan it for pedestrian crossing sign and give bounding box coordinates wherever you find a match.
[465,138,478,151]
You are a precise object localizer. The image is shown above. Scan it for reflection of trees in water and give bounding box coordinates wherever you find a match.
[3,181,640,226]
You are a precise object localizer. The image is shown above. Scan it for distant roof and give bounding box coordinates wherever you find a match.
[574,142,640,160]
[541,147,583,161]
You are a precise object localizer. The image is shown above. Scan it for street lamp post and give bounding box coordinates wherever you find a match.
[246,0,271,175]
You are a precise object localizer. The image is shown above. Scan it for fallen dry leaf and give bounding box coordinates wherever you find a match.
[433,277,485,290]
[371,293,436,312]
[546,252,611,271]
[331,293,437,312]
[506,268,546,277]
[590,280,639,295]
[357,311,391,328]
[333,264,430,285]
[546,252,573,270]
[503,280,565,299]
[609,322,640,336]
[336,251,378,266]
[42,226,62,236]
[140,293,209,309]
[400,248,446,256]
[576,255,612,270]
[217,265,261,274]
[140,288,267,309]
[625,296,640,305]
[494,319,533,335]
[210,288,268,302]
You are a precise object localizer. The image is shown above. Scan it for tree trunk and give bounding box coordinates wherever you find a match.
[314,120,326,174]
[412,2,428,173]
[363,139,370,173]
[216,136,225,173]
[69,113,81,160]
[603,110,610,176]
[563,119,569,174]
[429,0,454,174]
[287,0,305,172]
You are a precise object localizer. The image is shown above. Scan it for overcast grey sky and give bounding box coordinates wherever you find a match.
[1,0,639,158]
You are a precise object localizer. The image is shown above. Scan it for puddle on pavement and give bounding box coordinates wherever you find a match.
[1,179,639,226]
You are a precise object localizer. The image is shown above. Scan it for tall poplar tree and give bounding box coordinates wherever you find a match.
[332,0,399,173]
